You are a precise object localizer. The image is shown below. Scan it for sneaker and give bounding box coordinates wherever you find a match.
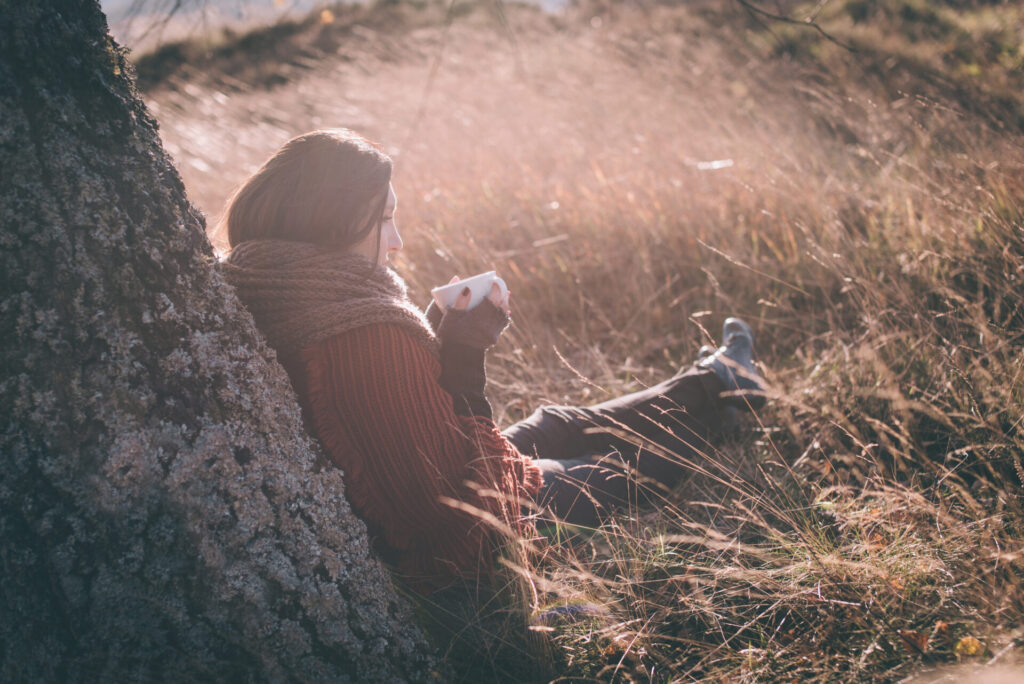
[697,317,766,410]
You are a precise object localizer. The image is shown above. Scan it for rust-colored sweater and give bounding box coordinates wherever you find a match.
[288,322,542,592]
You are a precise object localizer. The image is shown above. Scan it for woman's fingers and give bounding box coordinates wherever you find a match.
[488,282,511,314]
[450,282,509,313]
[440,276,461,311]
[487,282,502,306]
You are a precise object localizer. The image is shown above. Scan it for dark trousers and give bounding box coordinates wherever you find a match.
[502,367,726,527]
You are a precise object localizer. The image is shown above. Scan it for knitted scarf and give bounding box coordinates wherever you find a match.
[220,239,439,359]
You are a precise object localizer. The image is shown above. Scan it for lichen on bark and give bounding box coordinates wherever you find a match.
[0,1,434,680]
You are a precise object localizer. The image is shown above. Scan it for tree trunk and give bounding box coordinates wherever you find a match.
[0,1,434,680]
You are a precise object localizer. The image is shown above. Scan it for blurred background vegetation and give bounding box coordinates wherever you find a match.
[121,0,1024,680]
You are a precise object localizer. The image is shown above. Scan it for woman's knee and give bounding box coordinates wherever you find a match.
[504,405,588,459]
[533,455,630,527]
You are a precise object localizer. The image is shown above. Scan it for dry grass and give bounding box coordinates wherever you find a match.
[140,0,1024,680]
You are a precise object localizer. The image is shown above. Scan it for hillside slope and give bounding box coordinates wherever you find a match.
[138,1,1024,680]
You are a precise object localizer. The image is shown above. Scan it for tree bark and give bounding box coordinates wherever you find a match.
[0,1,434,680]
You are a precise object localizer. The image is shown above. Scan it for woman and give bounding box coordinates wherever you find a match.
[219,129,765,593]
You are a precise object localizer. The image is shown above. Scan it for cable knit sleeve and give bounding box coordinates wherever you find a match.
[298,323,541,592]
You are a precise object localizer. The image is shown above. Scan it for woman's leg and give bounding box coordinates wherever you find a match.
[504,367,726,466]
[504,367,728,525]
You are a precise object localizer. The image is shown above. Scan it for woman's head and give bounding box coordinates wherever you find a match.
[220,129,396,259]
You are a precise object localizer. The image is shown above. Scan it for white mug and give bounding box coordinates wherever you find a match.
[430,270,508,311]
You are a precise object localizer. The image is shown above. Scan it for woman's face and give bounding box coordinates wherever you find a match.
[353,183,402,265]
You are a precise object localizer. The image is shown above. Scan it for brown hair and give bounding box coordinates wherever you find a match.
[219,129,392,251]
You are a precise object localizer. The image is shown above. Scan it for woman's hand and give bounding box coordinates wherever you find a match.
[437,281,511,350]
[426,276,512,334]
[452,281,511,315]
[424,275,461,331]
